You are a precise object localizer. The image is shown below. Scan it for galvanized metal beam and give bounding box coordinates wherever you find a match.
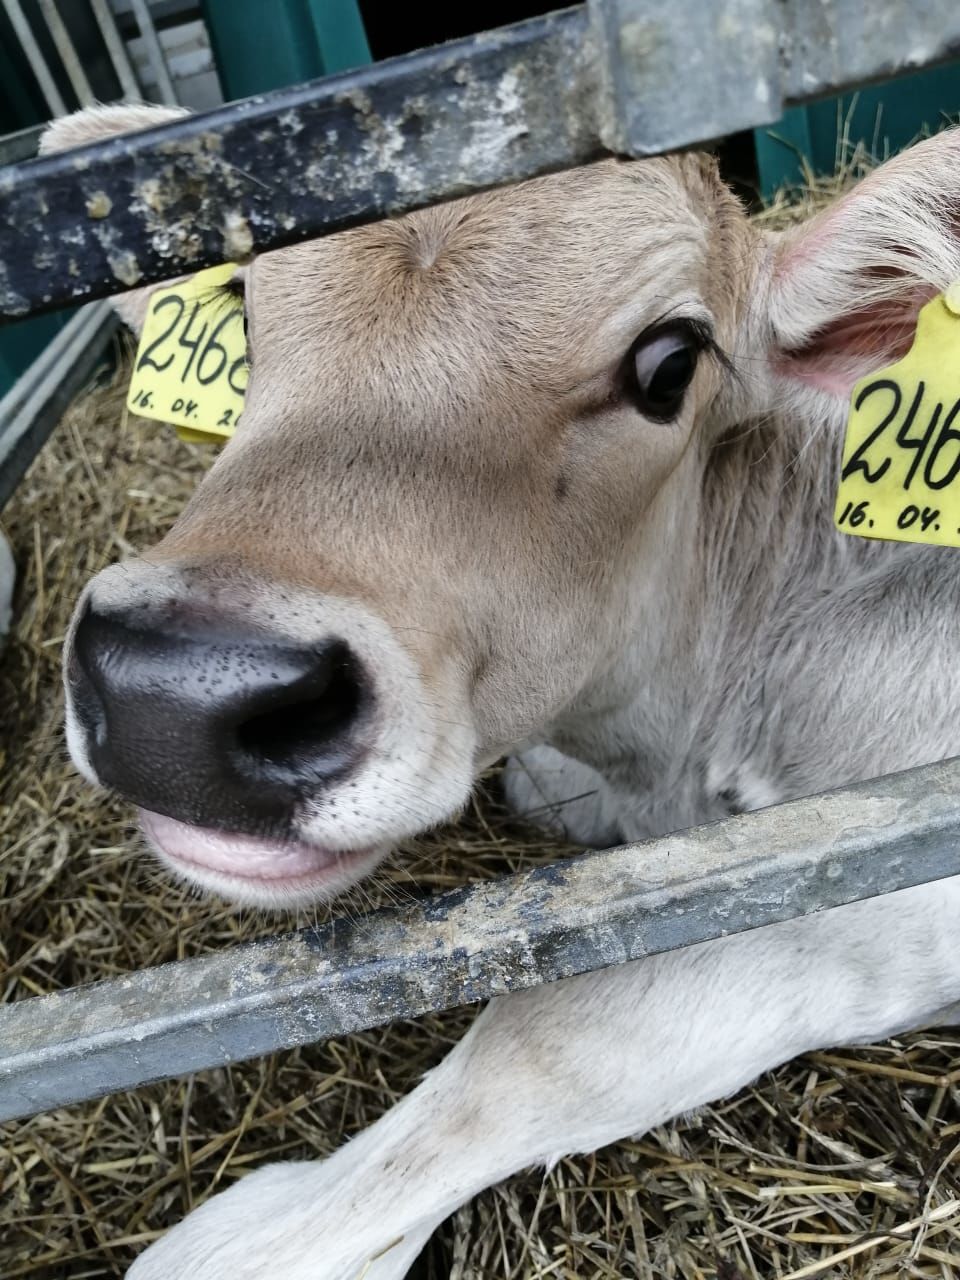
[589,0,782,155]
[1,0,959,322]
[0,122,44,168]
[88,0,144,104]
[3,757,960,1122]
[777,1,960,104]
[128,0,178,105]
[0,302,118,511]
[36,0,96,107]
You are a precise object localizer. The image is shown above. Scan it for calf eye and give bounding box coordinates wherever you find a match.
[627,323,703,421]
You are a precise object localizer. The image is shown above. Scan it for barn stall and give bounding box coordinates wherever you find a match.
[2,2,960,1277]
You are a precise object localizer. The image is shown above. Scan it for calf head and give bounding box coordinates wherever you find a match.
[51,107,960,905]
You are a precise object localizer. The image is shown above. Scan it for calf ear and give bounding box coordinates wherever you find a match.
[763,127,960,401]
[39,103,190,334]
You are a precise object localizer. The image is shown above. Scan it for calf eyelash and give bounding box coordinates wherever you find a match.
[199,279,251,360]
[199,279,245,313]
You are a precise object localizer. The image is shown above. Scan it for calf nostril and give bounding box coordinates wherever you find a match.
[68,608,372,833]
[234,645,366,777]
[66,645,108,747]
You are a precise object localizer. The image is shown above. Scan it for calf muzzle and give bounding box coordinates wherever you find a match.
[68,601,371,836]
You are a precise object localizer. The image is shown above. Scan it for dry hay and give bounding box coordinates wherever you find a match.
[3,155,960,1280]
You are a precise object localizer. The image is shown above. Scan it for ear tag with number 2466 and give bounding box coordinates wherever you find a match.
[835,284,960,546]
[126,262,247,444]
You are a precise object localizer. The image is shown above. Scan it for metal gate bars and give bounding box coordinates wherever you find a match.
[2,1,960,320]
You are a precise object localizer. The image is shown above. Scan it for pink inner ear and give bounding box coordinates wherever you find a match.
[775,283,939,398]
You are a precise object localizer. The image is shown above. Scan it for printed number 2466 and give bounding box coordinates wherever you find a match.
[136,294,247,396]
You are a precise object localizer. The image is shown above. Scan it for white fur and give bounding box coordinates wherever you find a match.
[501,744,622,846]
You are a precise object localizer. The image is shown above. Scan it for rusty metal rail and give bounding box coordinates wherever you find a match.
[4,757,960,1121]
[1,0,959,320]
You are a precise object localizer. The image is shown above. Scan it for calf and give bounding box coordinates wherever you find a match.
[46,105,960,1279]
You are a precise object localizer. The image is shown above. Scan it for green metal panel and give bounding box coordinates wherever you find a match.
[756,61,960,199]
[0,8,48,133]
[305,0,371,73]
[202,0,371,101]
[0,313,70,394]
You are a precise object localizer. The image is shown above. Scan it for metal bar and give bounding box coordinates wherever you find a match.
[1,0,68,117]
[0,122,45,168]
[3,756,960,1122]
[89,0,144,102]
[2,0,959,322]
[0,7,597,320]
[128,0,179,104]
[36,0,96,106]
[589,0,782,155]
[0,302,118,510]
[777,3,960,104]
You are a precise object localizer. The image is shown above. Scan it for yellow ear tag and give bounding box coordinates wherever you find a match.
[126,262,247,444]
[835,285,960,546]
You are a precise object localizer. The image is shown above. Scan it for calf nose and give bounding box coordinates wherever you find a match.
[67,603,371,834]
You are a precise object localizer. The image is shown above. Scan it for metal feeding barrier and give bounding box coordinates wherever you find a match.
[2,0,960,1120]
[5,761,960,1122]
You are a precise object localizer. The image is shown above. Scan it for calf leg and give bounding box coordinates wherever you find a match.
[129,877,960,1280]
[501,744,623,846]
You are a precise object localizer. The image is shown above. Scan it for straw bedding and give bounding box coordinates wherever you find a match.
[2,167,959,1280]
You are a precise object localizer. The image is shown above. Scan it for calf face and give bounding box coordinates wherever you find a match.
[52,106,960,905]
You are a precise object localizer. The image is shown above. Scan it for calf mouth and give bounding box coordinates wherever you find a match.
[140,810,387,907]
[64,565,480,909]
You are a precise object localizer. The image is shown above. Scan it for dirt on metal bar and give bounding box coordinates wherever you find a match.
[0,8,599,320]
